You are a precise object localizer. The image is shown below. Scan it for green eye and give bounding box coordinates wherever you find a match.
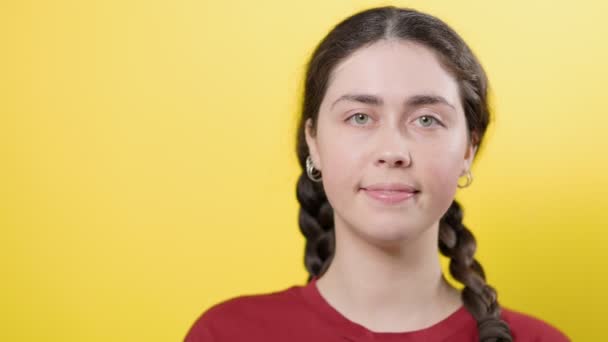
[349,113,370,125]
[418,115,437,127]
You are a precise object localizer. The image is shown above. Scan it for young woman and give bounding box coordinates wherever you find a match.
[185,6,570,342]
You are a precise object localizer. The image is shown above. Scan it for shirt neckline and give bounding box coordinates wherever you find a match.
[298,276,475,341]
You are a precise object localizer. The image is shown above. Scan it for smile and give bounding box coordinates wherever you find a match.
[362,189,418,205]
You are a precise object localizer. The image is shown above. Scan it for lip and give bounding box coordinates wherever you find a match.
[361,183,419,205]
[362,182,418,192]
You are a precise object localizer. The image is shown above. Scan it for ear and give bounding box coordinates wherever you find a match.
[462,136,478,176]
[304,118,322,170]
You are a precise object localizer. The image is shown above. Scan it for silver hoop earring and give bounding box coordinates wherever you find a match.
[306,155,322,182]
[457,170,473,188]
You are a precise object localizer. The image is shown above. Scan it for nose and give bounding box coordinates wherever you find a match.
[376,150,412,168]
[374,129,412,168]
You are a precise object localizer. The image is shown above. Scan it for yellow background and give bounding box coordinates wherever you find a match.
[1,0,606,340]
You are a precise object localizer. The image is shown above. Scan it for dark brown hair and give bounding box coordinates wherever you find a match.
[295,6,512,342]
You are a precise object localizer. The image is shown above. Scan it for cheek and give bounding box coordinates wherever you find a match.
[417,141,464,200]
[317,135,361,209]
[425,160,459,198]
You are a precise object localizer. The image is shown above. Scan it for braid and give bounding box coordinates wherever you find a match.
[296,172,334,282]
[439,200,513,341]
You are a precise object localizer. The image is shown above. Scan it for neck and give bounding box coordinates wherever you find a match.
[315,216,462,332]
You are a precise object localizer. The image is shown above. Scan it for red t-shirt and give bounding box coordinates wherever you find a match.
[185,277,570,341]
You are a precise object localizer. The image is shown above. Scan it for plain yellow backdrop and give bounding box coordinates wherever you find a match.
[1,0,606,340]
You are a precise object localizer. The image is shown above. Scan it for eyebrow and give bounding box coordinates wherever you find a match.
[330,93,456,111]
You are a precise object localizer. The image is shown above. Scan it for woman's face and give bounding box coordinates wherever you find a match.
[305,39,477,248]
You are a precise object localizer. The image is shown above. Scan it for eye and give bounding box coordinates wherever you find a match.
[416,115,441,128]
[346,112,372,126]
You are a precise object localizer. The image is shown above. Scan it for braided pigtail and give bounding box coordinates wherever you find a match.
[439,200,512,341]
[296,172,335,283]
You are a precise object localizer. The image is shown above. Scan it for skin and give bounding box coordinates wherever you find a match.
[305,39,478,332]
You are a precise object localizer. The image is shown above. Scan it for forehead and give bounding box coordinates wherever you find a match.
[323,39,461,108]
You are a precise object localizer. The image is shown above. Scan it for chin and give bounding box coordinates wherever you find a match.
[360,217,437,245]
[362,225,419,245]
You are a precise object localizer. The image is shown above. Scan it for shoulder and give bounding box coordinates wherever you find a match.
[500,306,571,342]
[184,285,304,342]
